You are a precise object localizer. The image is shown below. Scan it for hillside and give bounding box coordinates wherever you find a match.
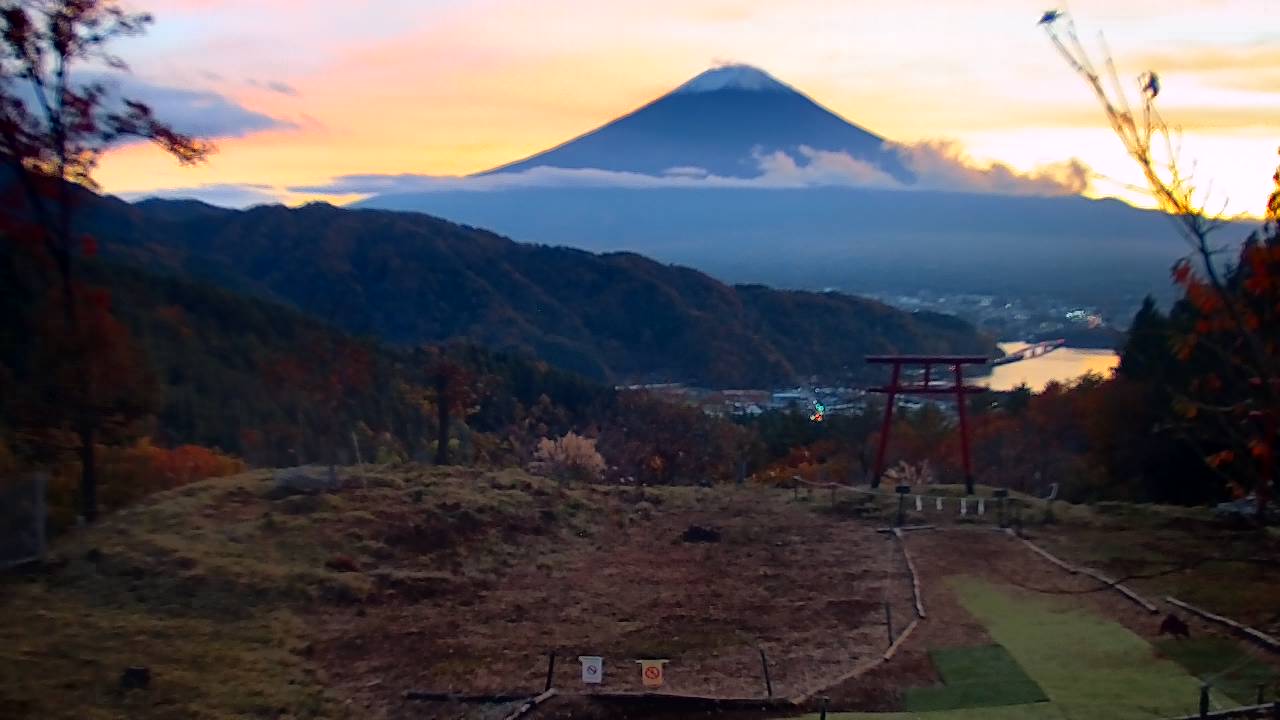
[3,252,770,531]
[73,194,995,388]
[4,257,696,512]
[3,469,1275,720]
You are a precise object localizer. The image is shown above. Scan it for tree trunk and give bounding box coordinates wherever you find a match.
[79,416,96,523]
[435,392,450,466]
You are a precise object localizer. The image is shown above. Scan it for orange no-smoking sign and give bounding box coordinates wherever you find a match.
[636,659,668,688]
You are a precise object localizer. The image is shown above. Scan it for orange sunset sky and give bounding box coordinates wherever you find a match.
[94,0,1277,216]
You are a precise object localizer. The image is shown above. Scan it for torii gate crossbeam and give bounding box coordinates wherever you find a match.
[865,355,988,495]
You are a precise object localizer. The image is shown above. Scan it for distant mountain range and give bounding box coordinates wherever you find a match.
[363,186,1200,302]
[65,193,994,388]
[355,64,1250,305]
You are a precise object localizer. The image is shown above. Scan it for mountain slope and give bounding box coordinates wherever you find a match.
[0,254,616,467]
[483,64,912,182]
[78,196,994,387]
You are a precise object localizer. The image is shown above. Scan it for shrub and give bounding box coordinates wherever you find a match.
[45,438,245,529]
[883,460,934,487]
[530,432,606,483]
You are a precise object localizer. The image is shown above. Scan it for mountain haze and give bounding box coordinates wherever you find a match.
[365,186,1204,300]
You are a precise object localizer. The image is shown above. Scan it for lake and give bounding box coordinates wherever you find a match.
[981,342,1120,392]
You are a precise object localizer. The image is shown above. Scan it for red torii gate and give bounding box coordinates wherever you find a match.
[866,355,988,495]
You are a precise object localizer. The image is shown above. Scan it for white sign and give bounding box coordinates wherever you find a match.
[915,495,923,512]
[960,498,968,516]
[935,497,943,511]
[579,656,603,684]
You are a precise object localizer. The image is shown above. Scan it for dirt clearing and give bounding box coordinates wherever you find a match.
[313,484,914,718]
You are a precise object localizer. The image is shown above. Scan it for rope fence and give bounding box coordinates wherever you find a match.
[790,476,1032,529]
[1165,597,1280,654]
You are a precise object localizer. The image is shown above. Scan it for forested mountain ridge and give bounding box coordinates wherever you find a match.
[72,195,995,387]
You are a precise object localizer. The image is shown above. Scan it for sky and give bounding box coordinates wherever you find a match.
[93,0,1278,217]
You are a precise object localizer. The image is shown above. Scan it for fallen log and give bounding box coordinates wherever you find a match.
[1007,529,1077,574]
[404,691,530,703]
[582,691,796,710]
[893,528,927,619]
[502,689,557,720]
[1075,566,1159,614]
[1160,701,1278,720]
[789,618,923,705]
[1165,597,1280,654]
[1009,530,1159,614]
[884,618,921,661]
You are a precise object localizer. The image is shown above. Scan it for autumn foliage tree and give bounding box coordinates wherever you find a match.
[1164,167,1280,515]
[0,0,210,520]
[1044,12,1279,517]
[262,337,372,467]
[418,346,477,466]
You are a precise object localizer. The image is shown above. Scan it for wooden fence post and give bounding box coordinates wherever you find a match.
[884,602,894,648]
[34,473,47,559]
[895,484,910,527]
[759,648,773,698]
[994,488,1009,529]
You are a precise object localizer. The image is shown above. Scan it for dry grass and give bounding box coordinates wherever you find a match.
[0,467,604,719]
[4,470,1275,720]
[0,467,909,720]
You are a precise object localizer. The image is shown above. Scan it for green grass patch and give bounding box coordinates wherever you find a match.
[953,578,1230,719]
[1156,637,1278,705]
[904,645,1048,712]
[799,578,1233,719]
[812,705,1069,720]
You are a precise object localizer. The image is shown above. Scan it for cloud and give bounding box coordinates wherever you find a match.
[753,146,902,188]
[247,78,300,96]
[894,140,1091,196]
[290,141,1092,199]
[117,182,283,208]
[265,81,299,96]
[81,72,297,139]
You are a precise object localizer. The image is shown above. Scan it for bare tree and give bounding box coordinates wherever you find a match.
[1040,10,1278,518]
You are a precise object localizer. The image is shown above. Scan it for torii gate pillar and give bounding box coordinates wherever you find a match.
[866,355,988,495]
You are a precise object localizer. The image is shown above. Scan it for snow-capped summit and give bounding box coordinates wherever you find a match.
[481,64,911,182]
[674,64,792,94]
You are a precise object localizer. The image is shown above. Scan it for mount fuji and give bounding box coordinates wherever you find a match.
[483,64,913,182]
[354,65,1241,307]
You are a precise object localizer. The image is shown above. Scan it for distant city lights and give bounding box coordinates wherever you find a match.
[810,401,826,423]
